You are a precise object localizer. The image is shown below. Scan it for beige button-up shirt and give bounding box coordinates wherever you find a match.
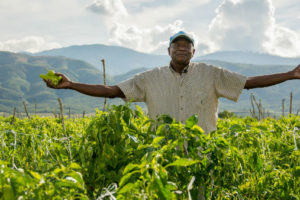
[118,62,247,133]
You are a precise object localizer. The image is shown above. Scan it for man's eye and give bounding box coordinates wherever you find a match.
[173,44,191,49]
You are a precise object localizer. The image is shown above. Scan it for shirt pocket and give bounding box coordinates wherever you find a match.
[192,90,209,111]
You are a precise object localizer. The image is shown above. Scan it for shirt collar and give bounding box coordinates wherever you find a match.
[169,62,190,74]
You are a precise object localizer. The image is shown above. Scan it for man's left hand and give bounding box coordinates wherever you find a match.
[291,64,300,79]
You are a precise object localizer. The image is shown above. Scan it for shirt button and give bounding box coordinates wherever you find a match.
[180,96,183,98]
[180,108,183,111]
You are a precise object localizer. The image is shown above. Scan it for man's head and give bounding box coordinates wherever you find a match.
[168,31,195,66]
[169,31,194,47]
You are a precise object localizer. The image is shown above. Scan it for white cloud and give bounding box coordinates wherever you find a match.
[108,20,186,54]
[99,0,210,55]
[272,0,300,8]
[86,0,128,18]
[122,0,210,27]
[0,36,61,53]
[1,0,299,57]
[207,0,300,57]
[264,25,300,57]
[209,0,272,52]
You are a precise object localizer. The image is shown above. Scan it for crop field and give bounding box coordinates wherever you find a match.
[0,105,299,199]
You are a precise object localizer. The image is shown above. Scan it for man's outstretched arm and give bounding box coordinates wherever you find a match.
[45,72,125,98]
[244,64,300,89]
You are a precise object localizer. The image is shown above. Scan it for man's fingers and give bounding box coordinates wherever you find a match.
[43,72,68,89]
[44,79,57,89]
[55,72,69,82]
[55,72,64,79]
[55,72,62,76]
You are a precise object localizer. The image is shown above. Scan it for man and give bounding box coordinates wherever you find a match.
[45,31,300,133]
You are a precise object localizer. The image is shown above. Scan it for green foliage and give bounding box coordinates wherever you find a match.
[39,70,62,86]
[0,105,299,199]
[218,110,236,118]
[0,51,106,113]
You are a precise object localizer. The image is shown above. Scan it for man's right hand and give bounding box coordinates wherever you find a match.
[44,72,125,98]
[44,72,72,89]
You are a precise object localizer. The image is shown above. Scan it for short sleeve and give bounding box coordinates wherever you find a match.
[117,73,146,102]
[214,67,247,102]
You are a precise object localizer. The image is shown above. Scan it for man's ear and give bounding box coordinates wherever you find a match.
[168,47,171,55]
[192,48,195,57]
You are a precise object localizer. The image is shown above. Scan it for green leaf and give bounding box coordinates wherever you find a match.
[166,181,177,191]
[294,166,300,177]
[64,171,84,189]
[55,178,83,190]
[3,185,15,200]
[158,114,173,124]
[153,176,173,200]
[69,162,81,170]
[135,105,144,118]
[39,70,62,86]
[191,125,204,134]
[123,163,140,174]
[119,170,140,187]
[152,136,165,147]
[215,137,229,147]
[185,115,198,128]
[117,183,135,194]
[165,158,200,168]
[251,152,263,172]
[29,171,42,180]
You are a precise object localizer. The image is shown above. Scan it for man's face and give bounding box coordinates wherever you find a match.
[168,38,195,65]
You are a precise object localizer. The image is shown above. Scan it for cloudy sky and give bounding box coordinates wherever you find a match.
[0,0,300,57]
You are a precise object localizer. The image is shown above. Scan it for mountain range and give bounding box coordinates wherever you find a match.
[35,44,300,75]
[35,44,170,75]
[196,51,300,66]
[1,44,300,116]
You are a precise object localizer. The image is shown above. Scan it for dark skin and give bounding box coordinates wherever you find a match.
[45,37,300,97]
[168,38,195,74]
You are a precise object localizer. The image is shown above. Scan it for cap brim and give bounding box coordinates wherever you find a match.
[172,35,193,44]
[170,34,194,46]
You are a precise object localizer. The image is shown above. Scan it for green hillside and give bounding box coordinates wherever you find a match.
[0,51,119,114]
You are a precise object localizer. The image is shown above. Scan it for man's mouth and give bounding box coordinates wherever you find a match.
[176,53,187,56]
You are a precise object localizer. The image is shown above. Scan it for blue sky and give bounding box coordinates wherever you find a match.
[0,0,299,57]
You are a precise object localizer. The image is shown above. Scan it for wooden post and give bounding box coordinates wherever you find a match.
[23,101,31,119]
[101,59,107,110]
[11,107,16,124]
[258,99,263,120]
[58,98,65,131]
[53,110,57,118]
[289,92,293,115]
[35,102,37,116]
[250,93,257,119]
[69,107,71,119]
[282,99,285,116]
[251,94,263,120]
[82,111,85,118]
